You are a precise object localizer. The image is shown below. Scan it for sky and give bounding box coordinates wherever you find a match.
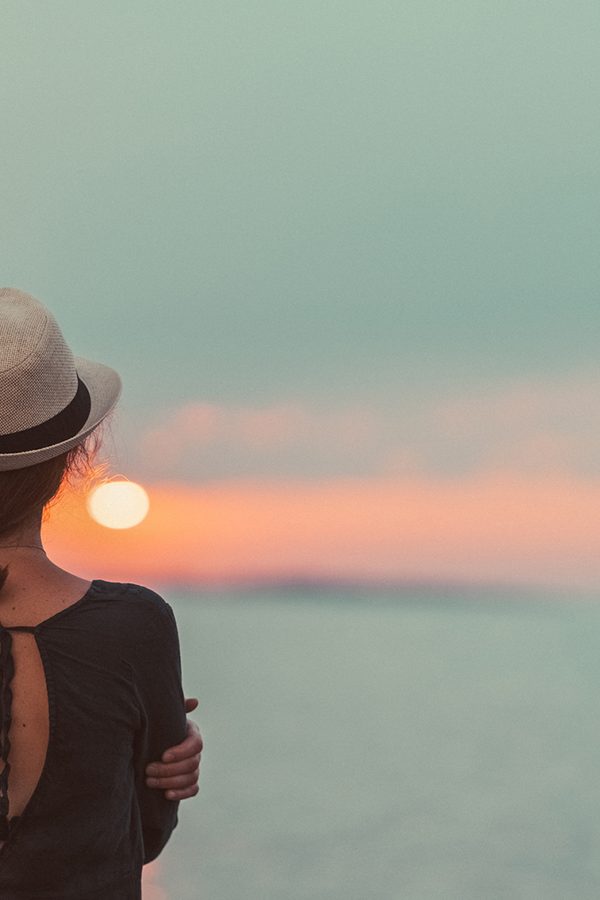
[2,1,600,589]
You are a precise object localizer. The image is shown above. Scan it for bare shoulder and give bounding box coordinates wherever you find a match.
[0,566,93,627]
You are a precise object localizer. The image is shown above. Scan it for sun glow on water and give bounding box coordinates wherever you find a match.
[86,481,150,530]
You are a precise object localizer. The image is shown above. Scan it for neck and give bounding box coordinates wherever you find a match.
[0,519,46,562]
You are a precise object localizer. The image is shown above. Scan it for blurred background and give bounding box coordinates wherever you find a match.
[3,2,600,897]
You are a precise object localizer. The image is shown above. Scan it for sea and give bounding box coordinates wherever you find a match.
[141,585,600,900]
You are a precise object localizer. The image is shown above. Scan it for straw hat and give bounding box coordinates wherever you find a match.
[0,288,122,471]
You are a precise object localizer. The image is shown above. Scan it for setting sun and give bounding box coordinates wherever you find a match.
[86,481,150,530]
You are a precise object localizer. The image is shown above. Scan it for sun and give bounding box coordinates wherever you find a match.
[86,481,150,530]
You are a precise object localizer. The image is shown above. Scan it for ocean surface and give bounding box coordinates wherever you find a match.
[142,586,600,900]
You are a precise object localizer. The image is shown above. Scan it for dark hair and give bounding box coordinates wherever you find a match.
[0,427,105,594]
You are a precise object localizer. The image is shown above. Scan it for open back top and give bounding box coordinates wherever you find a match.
[0,579,186,900]
[0,621,40,841]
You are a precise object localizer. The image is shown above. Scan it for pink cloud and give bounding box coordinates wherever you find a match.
[137,401,383,469]
[129,368,600,481]
[400,368,600,476]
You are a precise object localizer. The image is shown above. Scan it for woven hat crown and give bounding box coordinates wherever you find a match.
[0,288,78,435]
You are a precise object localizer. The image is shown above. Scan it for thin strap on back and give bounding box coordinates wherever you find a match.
[0,623,36,840]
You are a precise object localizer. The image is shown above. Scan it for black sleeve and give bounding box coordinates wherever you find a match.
[131,594,188,864]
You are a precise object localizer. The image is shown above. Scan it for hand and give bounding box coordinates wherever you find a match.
[145,697,203,800]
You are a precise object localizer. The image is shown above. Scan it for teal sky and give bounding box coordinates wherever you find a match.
[2,1,600,482]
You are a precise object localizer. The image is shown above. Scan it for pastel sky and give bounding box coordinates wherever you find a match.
[3,1,600,589]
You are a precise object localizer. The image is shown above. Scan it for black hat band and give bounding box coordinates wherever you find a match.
[0,376,92,454]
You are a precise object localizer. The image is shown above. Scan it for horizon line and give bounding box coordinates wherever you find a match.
[142,573,597,599]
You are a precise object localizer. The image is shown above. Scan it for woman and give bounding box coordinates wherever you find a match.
[0,288,202,898]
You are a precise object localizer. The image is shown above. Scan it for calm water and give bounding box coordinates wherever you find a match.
[142,587,600,900]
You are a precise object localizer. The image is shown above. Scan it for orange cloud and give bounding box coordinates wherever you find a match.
[42,470,600,591]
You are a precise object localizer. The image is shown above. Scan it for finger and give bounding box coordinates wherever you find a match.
[184,697,199,713]
[162,729,203,763]
[146,731,203,771]
[186,718,201,737]
[146,770,200,791]
[146,756,201,778]
[166,785,200,801]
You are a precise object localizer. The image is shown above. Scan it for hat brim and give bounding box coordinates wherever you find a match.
[0,355,122,471]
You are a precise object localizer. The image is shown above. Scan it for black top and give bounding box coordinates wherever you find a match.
[0,579,187,899]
